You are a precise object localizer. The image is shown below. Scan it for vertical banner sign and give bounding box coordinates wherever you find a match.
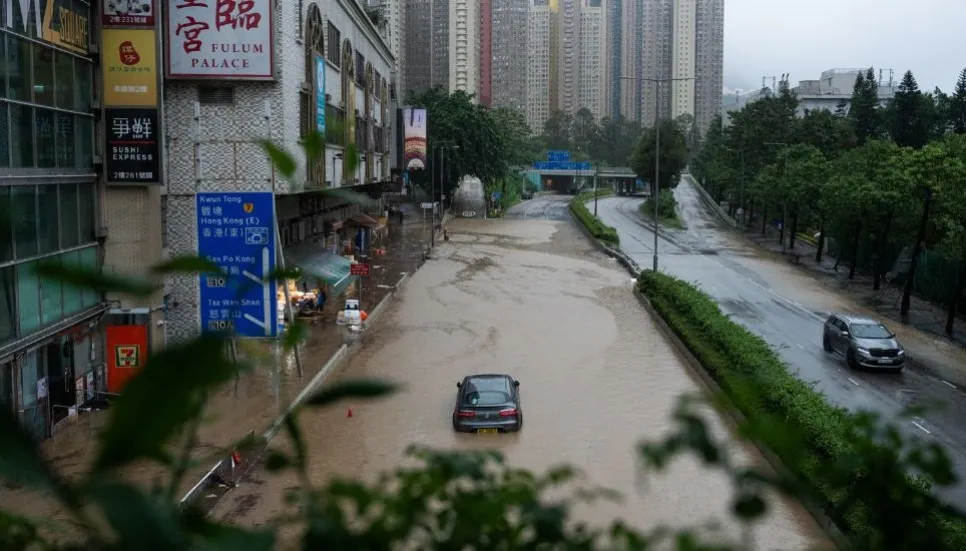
[166,0,275,80]
[105,108,160,183]
[197,192,278,338]
[102,0,157,27]
[402,108,427,170]
[315,55,326,134]
[102,29,159,106]
[106,325,149,394]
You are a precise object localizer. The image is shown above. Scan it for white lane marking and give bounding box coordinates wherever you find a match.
[943,380,958,389]
[912,421,932,435]
[796,343,805,349]
[847,377,860,386]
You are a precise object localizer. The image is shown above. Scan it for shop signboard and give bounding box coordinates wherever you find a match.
[350,263,370,277]
[103,0,156,27]
[402,108,427,170]
[165,0,275,80]
[107,325,148,393]
[315,54,326,134]
[197,192,278,338]
[102,29,159,107]
[105,107,160,184]
[2,0,90,54]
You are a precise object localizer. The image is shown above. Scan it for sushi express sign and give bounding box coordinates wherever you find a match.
[2,0,90,54]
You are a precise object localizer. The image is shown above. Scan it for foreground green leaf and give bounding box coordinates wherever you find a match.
[151,256,223,275]
[36,261,157,297]
[93,333,245,473]
[303,379,399,408]
[88,483,185,550]
[0,407,59,493]
[260,140,296,179]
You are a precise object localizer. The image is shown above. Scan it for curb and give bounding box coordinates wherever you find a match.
[633,289,849,550]
[178,268,420,511]
[568,208,641,276]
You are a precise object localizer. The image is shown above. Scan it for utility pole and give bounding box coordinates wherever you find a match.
[765,142,789,253]
[593,163,599,217]
[621,74,696,271]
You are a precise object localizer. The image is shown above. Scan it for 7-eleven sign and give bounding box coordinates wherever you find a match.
[116,345,141,368]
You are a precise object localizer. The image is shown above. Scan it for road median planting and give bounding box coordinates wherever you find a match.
[569,189,619,245]
[636,269,966,550]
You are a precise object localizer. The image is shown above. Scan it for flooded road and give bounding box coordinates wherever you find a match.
[594,179,966,509]
[212,200,827,549]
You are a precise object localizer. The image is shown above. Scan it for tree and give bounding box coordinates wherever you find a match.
[931,135,966,334]
[590,115,643,166]
[834,98,850,117]
[886,71,930,149]
[541,109,573,150]
[629,118,689,197]
[780,144,830,250]
[490,106,537,169]
[951,68,966,134]
[570,107,598,153]
[928,87,952,138]
[900,135,966,318]
[848,69,882,145]
[792,108,857,159]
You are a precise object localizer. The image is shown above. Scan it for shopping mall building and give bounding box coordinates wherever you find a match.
[1,0,165,440]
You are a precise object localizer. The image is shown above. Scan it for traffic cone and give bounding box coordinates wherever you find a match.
[347,407,353,418]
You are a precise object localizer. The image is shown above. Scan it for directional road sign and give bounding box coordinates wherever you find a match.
[532,161,592,171]
[547,150,571,162]
[197,191,278,338]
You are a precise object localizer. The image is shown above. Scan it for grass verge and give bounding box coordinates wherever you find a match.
[569,189,619,245]
[640,189,684,230]
[636,269,966,550]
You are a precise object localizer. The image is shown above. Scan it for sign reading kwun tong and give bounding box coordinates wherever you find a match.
[2,0,91,54]
[165,0,274,80]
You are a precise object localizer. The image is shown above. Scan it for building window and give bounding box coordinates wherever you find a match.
[74,59,92,112]
[78,183,96,244]
[32,43,54,106]
[55,52,74,109]
[56,113,75,167]
[39,255,62,325]
[37,184,59,254]
[76,117,92,168]
[59,184,80,249]
[16,261,40,334]
[12,185,37,259]
[35,108,55,168]
[0,187,10,262]
[0,266,14,343]
[10,104,34,167]
[78,246,99,307]
[0,104,8,168]
[7,36,30,102]
[327,22,341,61]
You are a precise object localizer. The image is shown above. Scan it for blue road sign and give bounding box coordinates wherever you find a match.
[197,192,278,338]
[547,150,571,162]
[532,161,592,171]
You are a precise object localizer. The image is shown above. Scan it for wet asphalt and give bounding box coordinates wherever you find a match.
[592,179,966,511]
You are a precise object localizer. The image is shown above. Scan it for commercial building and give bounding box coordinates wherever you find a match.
[526,0,552,132]
[720,69,900,125]
[1,0,166,440]
[162,0,397,343]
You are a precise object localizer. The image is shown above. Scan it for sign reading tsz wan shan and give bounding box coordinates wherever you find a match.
[165,0,274,80]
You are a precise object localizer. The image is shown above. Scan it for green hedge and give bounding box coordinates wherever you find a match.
[569,190,619,245]
[636,270,966,550]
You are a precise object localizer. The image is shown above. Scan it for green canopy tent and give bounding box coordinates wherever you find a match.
[283,241,355,297]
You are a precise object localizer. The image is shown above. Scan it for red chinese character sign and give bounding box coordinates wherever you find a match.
[165,0,274,80]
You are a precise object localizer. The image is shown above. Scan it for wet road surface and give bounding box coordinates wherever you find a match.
[504,193,572,220]
[594,178,966,509]
[211,205,827,549]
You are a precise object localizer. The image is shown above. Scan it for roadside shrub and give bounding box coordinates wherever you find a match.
[637,269,966,550]
[569,190,619,244]
[642,189,679,221]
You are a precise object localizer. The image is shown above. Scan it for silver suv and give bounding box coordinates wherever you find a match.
[822,314,905,372]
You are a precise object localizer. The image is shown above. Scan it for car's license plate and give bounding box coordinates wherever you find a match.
[878,359,892,364]
[477,428,498,434]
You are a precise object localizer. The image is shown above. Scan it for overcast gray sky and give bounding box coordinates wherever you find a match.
[724,0,964,94]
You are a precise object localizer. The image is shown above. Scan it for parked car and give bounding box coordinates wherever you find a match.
[452,374,523,433]
[822,313,905,371]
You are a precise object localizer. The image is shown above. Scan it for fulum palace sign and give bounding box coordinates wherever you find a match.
[164,0,275,80]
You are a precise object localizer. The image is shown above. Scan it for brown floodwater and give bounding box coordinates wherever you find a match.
[211,215,829,550]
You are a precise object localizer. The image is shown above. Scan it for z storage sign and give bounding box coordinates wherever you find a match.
[106,108,160,184]
[165,0,275,80]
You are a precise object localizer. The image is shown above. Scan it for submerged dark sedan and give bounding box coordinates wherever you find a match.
[452,374,523,433]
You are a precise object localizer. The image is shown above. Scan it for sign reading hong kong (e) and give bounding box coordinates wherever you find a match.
[197,192,278,338]
[165,0,275,80]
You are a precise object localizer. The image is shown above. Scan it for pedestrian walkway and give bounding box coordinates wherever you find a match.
[0,210,433,540]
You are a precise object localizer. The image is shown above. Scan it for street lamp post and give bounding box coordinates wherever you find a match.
[765,142,789,253]
[621,75,696,271]
[593,163,599,217]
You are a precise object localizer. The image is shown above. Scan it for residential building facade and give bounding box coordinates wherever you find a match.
[693,0,724,134]
[163,0,396,343]
[490,0,529,112]
[526,0,552,132]
[402,0,449,95]
[448,0,480,95]
[556,0,606,119]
